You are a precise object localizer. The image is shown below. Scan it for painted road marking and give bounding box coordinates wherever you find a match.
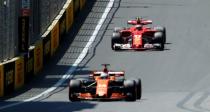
[0,0,115,110]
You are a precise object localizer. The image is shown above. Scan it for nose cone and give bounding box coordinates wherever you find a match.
[96,80,109,97]
[98,92,106,97]
[132,35,142,48]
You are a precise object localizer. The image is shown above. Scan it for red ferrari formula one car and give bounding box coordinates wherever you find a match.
[69,64,141,101]
[112,17,166,51]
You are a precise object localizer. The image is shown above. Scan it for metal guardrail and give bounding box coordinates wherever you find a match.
[0,0,19,62]
[38,0,66,39]
[0,0,66,62]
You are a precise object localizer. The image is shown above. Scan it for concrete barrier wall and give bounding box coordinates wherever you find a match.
[0,0,86,97]
[34,40,43,74]
[14,57,24,90]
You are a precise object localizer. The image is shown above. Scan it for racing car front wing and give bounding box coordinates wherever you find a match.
[113,43,162,50]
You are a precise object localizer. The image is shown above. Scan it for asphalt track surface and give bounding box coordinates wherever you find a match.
[1,0,210,112]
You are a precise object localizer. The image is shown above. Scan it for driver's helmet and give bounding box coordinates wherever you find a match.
[136,17,142,24]
[135,24,143,30]
[100,72,109,79]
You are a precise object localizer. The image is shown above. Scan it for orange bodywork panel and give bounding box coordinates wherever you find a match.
[96,79,109,97]
[77,69,127,100]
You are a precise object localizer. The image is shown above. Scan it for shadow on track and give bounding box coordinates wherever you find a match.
[0,101,96,112]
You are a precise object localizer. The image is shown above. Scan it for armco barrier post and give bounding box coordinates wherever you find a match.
[24,46,34,83]
[0,64,4,97]
[14,57,24,90]
[66,1,74,33]
[34,40,43,75]
[3,60,15,95]
[42,31,51,64]
[50,20,60,56]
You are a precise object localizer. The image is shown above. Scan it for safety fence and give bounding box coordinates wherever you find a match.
[0,0,77,62]
[0,0,86,97]
[0,0,19,62]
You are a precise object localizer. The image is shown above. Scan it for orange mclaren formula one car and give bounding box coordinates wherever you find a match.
[69,64,141,101]
[112,17,166,51]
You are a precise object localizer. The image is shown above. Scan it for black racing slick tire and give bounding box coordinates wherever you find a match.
[69,80,81,102]
[154,26,166,43]
[77,78,87,82]
[111,32,122,50]
[124,80,136,101]
[134,79,142,100]
[154,32,164,50]
[114,27,125,32]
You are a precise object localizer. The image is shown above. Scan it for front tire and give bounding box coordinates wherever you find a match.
[111,33,122,50]
[154,26,166,43]
[124,80,136,101]
[154,32,164,50]
[69,80,81,102]
[134,78,142,100]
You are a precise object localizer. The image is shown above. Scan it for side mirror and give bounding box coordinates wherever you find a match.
[127,20,136,25]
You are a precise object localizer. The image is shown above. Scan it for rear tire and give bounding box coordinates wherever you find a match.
[69,80,81,102]
[124,80,136,101]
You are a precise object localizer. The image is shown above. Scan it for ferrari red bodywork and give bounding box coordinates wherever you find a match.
[112,18,166,50]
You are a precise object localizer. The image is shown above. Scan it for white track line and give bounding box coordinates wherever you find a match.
[0,0,115,110]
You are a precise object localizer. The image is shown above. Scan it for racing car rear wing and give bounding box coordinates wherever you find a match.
[90,71,125,77]
[127,20,152,25]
